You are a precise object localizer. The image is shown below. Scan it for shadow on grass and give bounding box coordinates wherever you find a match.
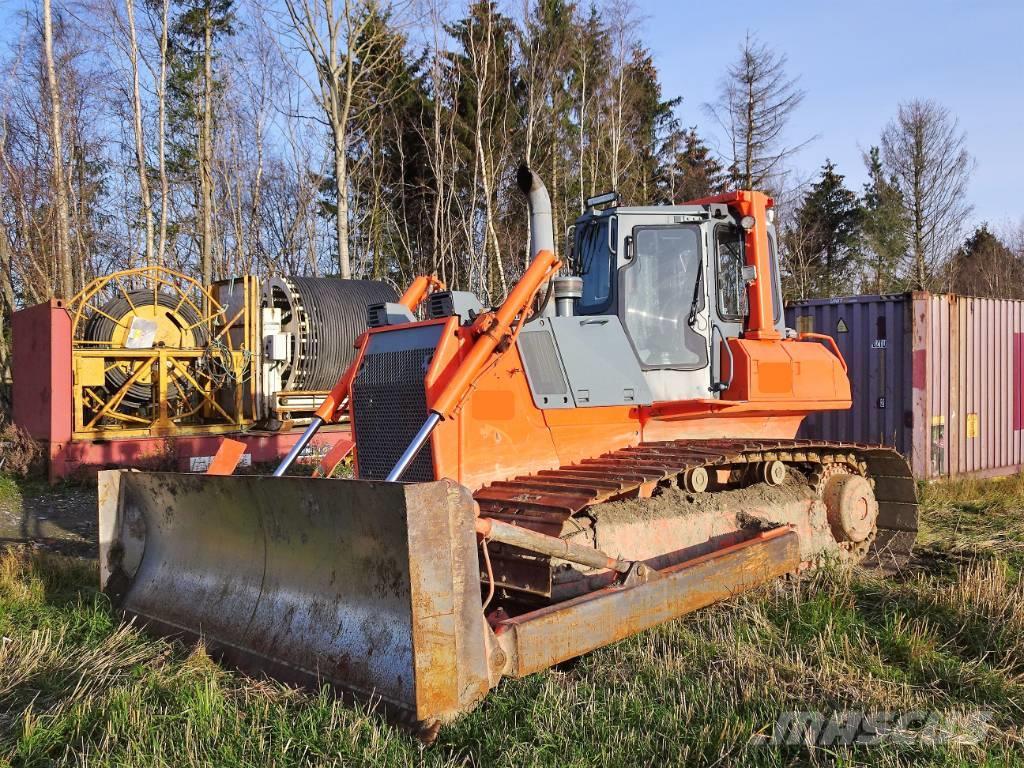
[0,473,99,559]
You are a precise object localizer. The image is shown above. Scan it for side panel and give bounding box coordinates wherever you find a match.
[12,300,73,445]
[550,316,652,407]
[517,316,653,409]
[721,338,850,404]
[432,336,563,489]
[641,413,804,442]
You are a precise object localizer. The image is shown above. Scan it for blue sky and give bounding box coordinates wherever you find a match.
[642,0,1024,228]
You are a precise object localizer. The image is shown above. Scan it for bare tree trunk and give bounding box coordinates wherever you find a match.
[912,160,926,289]
[430,21,444,282]
[744,74,755,189]
[470,9,505,298]
[200,8,215,287]
[125,0,154,266]
[156,0,170,266]
[42,0,74,298]
[576,49,586,211]
[0,232,13,401]
[332,123,350,278]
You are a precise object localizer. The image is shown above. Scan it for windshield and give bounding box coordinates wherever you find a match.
[574,218,613,313]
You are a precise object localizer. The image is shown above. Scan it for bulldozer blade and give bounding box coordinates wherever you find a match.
[97,470,492,727]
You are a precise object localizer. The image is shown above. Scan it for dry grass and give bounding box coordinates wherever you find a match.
[0,476,1023,765]
[917,474,1024,574]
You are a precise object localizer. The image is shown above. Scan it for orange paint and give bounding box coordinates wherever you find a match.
[312,436,354,478]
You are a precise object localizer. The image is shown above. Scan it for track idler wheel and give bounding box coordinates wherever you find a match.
[823,474,878,543]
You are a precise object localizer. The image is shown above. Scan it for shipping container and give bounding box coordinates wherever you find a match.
[786,293,1024,480]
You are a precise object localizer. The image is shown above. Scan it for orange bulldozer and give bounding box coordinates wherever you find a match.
[98,166,916,738]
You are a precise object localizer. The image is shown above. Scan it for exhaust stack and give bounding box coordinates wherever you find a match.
[516,164,554,265]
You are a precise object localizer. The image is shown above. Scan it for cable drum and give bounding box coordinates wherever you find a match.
[84,289,208,408]
[263,277,398,391]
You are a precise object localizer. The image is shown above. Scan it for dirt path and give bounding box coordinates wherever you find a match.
[0,477,98,558]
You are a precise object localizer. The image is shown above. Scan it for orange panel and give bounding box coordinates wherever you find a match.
[312,436,354,478]
[425,326,561,489]
[545,406,642,466]
[470,389,517,421]
[206,438,246,475]
[641,413,805,442]
[724,338,850,404]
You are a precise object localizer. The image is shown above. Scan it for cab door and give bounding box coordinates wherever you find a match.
[709,224,748,394]
[618,223,711,401]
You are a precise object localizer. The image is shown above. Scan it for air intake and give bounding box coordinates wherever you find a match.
[367,302,416,328]
[427,291,484,322]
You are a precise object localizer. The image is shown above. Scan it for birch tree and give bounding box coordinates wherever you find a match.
[122,0,155,265]
[42,0,74,297]
[281,0,407,279]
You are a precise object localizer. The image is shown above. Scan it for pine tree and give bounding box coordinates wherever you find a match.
[165,0,235,283]
[948,226,1024,299]
[445,0,520,297]
[620,45,679,204]
[707,33,806,193]
[567,4,611,209]
[346,3,431,280]
[879,99,973,290]
[861,146,907,293]
[517,0,575,261]
[661,127,726,202]
[786,160,863,297]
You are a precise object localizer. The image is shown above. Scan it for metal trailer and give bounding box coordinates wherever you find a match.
[9,300,350,479]
[786,292,1024,480]
[10,270,369,481]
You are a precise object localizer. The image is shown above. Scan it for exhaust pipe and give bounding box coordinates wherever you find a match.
[516,164,554,265]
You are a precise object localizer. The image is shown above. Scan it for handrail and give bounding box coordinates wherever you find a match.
[709,325,734,394]
[798,332,848,372]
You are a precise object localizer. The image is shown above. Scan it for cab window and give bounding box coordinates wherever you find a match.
[574,218,613,314]
[716,226,747,321]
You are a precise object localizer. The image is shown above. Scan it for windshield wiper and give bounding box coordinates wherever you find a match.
[687,258,705,328]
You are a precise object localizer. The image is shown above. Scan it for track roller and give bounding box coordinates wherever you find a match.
[759,460,787,486]
[681,467,709,493]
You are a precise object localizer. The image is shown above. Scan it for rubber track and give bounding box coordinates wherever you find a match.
[473,438,918,572]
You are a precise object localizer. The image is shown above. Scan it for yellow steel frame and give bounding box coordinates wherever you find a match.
[66,267,258,439]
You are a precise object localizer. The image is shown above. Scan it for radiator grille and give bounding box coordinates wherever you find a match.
[351,348,436,482]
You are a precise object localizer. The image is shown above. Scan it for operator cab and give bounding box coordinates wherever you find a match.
[566,192,786,401]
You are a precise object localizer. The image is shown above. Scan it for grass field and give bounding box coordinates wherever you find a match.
[1,476,1024,766]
